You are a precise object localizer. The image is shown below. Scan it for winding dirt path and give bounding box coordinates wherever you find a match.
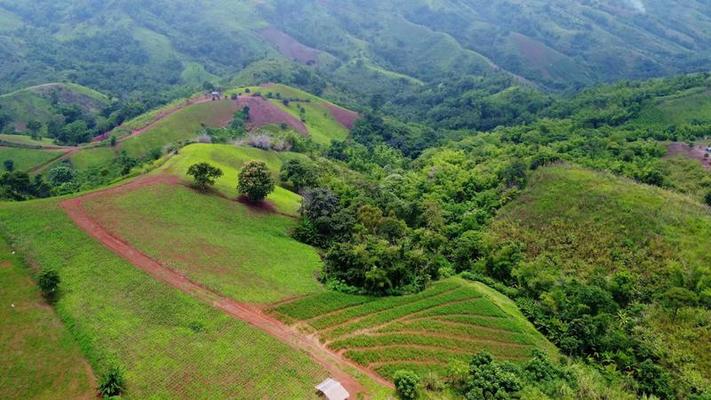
[60,175,391,397]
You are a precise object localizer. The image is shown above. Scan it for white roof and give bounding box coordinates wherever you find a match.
[315,378,349,400]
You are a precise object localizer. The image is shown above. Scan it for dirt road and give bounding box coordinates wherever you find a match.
[61,175,392,398]
[667,142,711,170]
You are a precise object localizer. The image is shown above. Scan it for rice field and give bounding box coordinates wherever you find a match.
[272,278,554,379]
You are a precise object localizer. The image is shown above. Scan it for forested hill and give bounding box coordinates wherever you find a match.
[1,0,711,101]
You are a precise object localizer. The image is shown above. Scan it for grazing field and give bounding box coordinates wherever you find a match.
[120,100,240,159]
[273,278,554,379]
[0,199,329,399]
[0,238,96,400]
[80,180,324,304]
[0,134,60,148]
[0,146,64,172]
[635,86,711,127]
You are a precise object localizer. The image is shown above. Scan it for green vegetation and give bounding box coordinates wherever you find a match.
[187,162,223,190]
[0,237,95,400]
[0,147,62,172]
[238,160,275,202]
[486,165,711,397]
[0,199,329,399]
[81,181,324,304]
[274,278,553,378]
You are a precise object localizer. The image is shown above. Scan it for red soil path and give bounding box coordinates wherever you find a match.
[326,103,359,130]
[60,175,392,397]
[667,142,711,170]
[236,96,308,135]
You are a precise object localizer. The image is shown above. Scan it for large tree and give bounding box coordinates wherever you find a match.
[237,160,274,202]
[187,162,223,191]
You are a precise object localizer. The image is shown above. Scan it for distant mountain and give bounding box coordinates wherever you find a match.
[0,0,709,98]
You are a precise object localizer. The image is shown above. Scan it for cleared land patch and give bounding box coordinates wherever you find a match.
[0,146,65,172]
[0,238,96,400]
[273,278,553,379]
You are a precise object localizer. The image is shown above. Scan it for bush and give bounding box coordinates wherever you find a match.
[37,269,60,303]
[237,160,274,202]
[704,190,711,207]
[187,162,223,191]
[98,365,125,398]
[394,370,420,400]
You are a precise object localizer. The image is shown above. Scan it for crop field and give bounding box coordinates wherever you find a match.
[120,100,240,159]
[80,178,324,304]
[0,134,59,148]
[235,84,353,144]
[0,146,64,172]
[0,237,96,400]
[0,199,329,399]
[273,278,553,379]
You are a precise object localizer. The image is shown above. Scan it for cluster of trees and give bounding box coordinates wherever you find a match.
[188,160,275,203]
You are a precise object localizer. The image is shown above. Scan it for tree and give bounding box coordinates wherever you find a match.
[47,165,76,186]
[394,370,420,400]
[660,287,698,319]
[3,159,14,172]
[38,269,60,303]
[279,159,318,192]
[187,162,223,191]
[110,135,117,147]
[237,160,274,202]
[27,120,42,139]
[98,365,125,398]
[704,190,711,207]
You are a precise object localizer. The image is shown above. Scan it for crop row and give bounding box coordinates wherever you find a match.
[329,332,532,354]
[377,319,535,345]
[322,289,481,339]
[273,291,373,321]
[308,281,463,330]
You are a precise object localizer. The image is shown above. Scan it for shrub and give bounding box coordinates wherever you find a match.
[237,160,274,202]
[3,159,14,172]
[47,165,76,186]
[37,269,60,303]
[394,370,420,400]
[704,190,711,207]
[187,162,223,191]
[98,365,125,398]
[421,372,445,392]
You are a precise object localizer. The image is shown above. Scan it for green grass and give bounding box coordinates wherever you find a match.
[233,84,351,145]
[162,143,306,215]
[662,156,711,203]
[0,134,58,147]
[635,86,711,126]
[0,199,329,399]
[68,147,117,171]
[0,147,63,172]
[0,237,96,400]
[120,100,239,159]
[81,181,324,304]
[488,165,711,387]
[273,278,554,379]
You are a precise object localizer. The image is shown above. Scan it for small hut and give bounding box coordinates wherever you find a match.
[210,91,221,101]
[315,378,349,400]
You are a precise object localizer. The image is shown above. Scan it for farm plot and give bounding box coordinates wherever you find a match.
[0,199,329,399]
[0,146,65,172]
[273,278,553,379]
[79,174,323,304]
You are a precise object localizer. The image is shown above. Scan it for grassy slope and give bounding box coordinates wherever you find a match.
[635,85,711,127]
[0,147,63,172]
[235,84,351,145]
[0,238,96,400]
[273,277,555,379]
[120,100,239,159]
[81,181,324,304]
[0,134,58,147]
[488,165,711,385]
[0,199,328,399]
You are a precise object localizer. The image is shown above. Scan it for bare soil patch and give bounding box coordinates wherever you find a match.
[236,96,308,135]
[259,27,320,65]
[667,142,711,170]
[325,103,359,130]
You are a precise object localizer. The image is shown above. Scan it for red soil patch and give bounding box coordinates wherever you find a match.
[61,175,390,397]
[667,142,711,170]
[325,103,359,130]
[236,96,308,135]
[259,27,320,66]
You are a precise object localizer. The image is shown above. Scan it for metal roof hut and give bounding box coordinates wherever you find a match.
[315,378,349,400]
[210,91,221,101]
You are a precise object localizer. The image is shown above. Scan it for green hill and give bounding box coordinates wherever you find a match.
[0,83,109,133]
[487,165,711,394]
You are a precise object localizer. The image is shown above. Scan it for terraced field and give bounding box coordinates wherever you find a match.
[273,278,554,379]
